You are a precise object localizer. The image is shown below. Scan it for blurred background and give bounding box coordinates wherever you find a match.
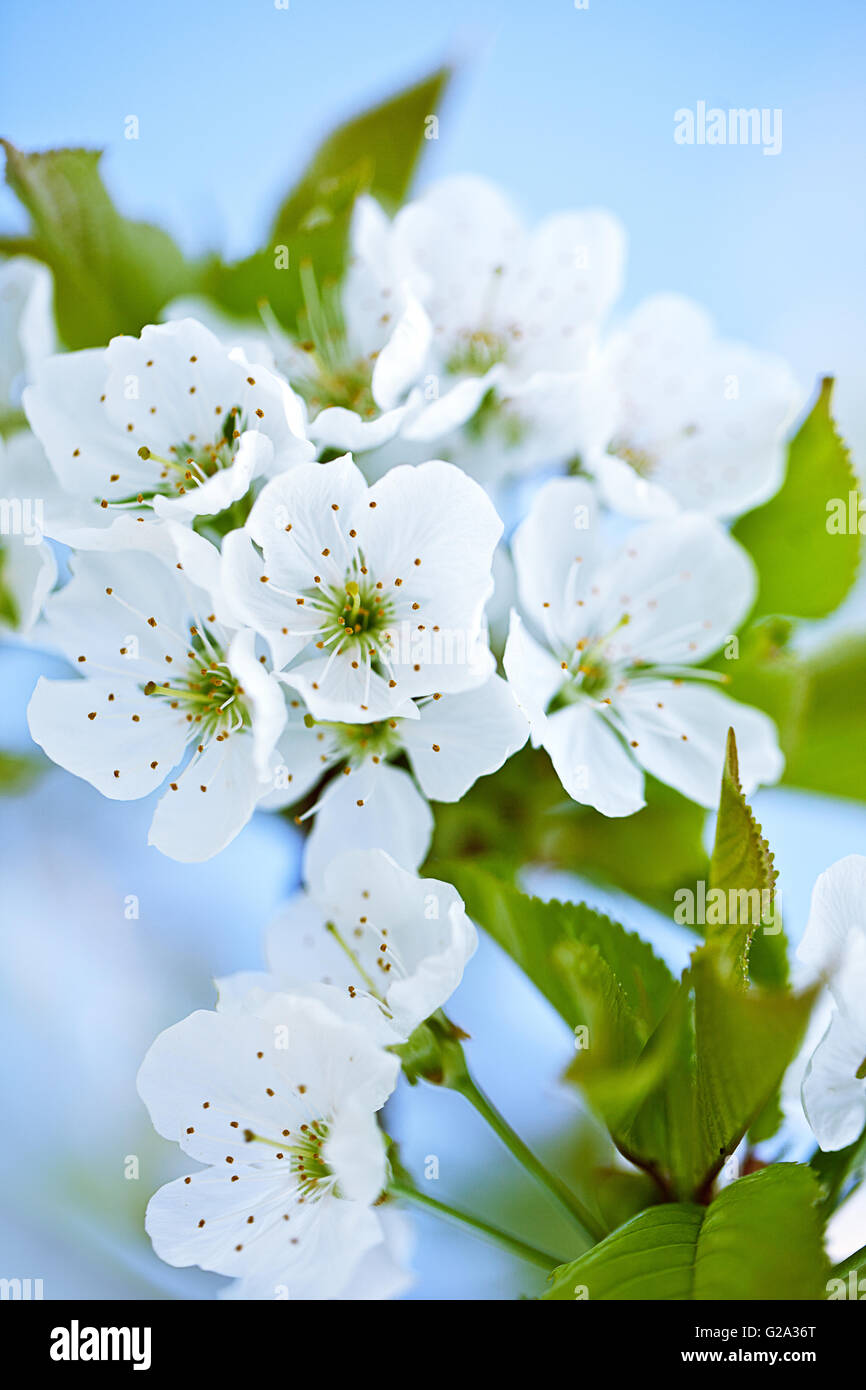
[2,0,865,1299]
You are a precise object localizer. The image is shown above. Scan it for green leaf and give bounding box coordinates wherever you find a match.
[438,861,677,1038]
[712,622,866,804]
[811,1122,866,1216]
[2,142,196,348]
[0,748,41,793]
[206,68,450,336]
[430,749,709,915]
[273,66,450,227]
[0,546,20,628]
[733,378,860,620]
[544,1164,828,1300]
[621,949,815,1197]
[708,727,778,980]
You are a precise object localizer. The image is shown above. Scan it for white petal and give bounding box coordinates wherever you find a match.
[307,403,410,452]
[257,702,338,810]
[508,209,626,373]
[246,453,367,591]
[152,431,273,521]
[544,701,646,816]
[219,528,310,671]
[511,475,602,647]
[400,367,503,443]
[0,533,56,633]
[798,855,866,984]
[283,650,417,724]
[392,175,525,346]
[401,676,528,801]
[37,547,194,676]
[303,762,432,894]
[226,628,287,779]
[802,1010,866,1152]
[148,731,263,862]
[597,515,756,668]
[319,848,477,1038]
[502,609,565,740]
[27,675,188,798]
[137,994,398,1165]
[371,291,433,411]
[595,293,802,518]
[24,347,153,498]
[0,257,54,404]
[615,679,783,808]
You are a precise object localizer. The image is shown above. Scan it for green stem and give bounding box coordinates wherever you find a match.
[388,1180,565,1271]
[453,1072,605,1243]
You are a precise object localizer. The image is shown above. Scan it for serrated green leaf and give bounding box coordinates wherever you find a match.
[734,378,860,620]
[544,1165,828,1300]
[621,950,815,1198]
[708,727,778,980]
[437,860,677,1037]
[2,142,196,348]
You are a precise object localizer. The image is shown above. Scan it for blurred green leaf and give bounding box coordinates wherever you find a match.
[811,1122,866,1216]
[431,748,709,914]
[273,66,450,227]
[205,67,450,335]
[544,1165,828,1300]
[713,621,866,803]
[0,547,19,627]
[734,377,860,620]
[0,748,41,793]
[1,141,197,348]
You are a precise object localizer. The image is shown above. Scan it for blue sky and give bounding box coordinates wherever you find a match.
[3,0,865,457]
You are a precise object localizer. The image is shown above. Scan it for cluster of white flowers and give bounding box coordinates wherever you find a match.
[3,173,813,1297]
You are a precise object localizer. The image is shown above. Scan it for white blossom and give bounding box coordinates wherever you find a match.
[503,476,783,815]
[222,452,502,723]
[137,991,402,1299]
[585,294,803,519]
[27,545,287,861]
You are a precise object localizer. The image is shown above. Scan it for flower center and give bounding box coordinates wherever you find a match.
[243,1120,334,1200]
[313,571,398,665]
[300,352,378,419]
[548,616,631,708]
[328,717,401,763]
[445,327,510,377]
[137,405,246,497]
[144,633,250,738]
